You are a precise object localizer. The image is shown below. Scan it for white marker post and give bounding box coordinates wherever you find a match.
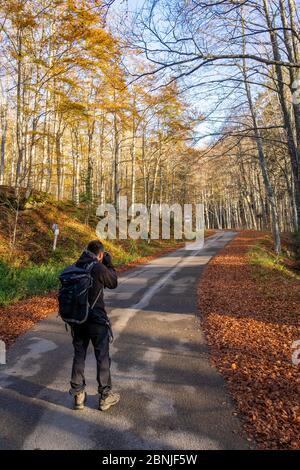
[52,223,60,251]
[0,340,6,365]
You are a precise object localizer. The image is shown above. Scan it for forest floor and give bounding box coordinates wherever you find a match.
[198,231,300,449]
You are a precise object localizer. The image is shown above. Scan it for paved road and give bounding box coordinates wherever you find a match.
[0,231,248,450]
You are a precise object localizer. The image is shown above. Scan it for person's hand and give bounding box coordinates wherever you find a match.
[102,251,113,267]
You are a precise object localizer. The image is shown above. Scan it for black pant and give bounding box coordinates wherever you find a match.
[70,322,111,397]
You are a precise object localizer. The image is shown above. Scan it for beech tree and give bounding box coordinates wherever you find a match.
[132,0,300,250]
[0,0,201,216]
[1,0,299,251]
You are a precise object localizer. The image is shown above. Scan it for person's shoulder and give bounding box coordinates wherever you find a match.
[91,261,106,275]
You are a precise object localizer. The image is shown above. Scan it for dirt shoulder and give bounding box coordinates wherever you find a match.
[197,231,300,450]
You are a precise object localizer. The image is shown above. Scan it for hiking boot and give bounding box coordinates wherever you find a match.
[74,391,87,410]
[99,391,120,411]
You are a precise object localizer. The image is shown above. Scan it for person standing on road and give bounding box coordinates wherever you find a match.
[69,240,119,411]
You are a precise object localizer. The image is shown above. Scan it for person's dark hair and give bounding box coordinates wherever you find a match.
[87,240,104,255]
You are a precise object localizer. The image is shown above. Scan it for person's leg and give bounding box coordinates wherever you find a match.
[70,324,90,397]
[90,323,111,397]
[90,322,120,411]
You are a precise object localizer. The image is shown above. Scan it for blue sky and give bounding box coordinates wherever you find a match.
[108,0,238,148]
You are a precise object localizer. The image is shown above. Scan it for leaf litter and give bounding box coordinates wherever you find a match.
[198,231,300,450]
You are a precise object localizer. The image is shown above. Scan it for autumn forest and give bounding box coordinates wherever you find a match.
[0,0,300,452]
[0,0,300,252]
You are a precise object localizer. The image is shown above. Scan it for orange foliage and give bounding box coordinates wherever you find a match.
[198,231,300,449]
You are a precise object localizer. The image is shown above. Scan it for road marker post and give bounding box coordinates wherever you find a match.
[52,223,60,251]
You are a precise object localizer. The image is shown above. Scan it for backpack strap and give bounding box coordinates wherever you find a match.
[86,260,102,310]
[90,288,102,309]
[86,260,97,272]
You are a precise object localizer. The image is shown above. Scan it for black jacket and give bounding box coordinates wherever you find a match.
[75,250,118,324]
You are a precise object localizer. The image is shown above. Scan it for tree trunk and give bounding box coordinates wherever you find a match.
[242,11,281,252]
[263,0,300,232]
[0,103,8,184]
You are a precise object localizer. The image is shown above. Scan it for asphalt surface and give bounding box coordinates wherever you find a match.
[0,231,248,450]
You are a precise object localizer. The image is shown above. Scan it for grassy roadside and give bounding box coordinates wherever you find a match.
[0,199,216,346]
[249,234,300,283]
[0,238,185,307]
[0,238,186,348]
[0,200,214,306]
[197,231,300,449]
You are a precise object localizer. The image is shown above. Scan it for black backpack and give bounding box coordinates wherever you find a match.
[58,261,101,325]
